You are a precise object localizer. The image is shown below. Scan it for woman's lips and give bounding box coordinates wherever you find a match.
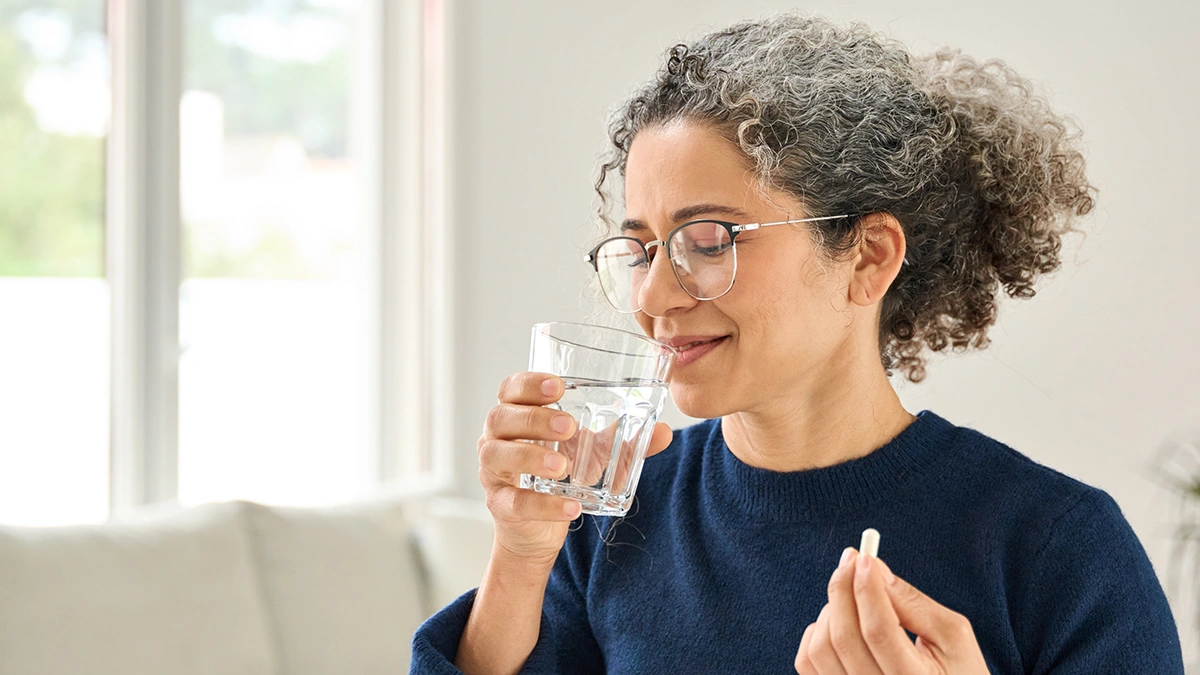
[671,336,729,368]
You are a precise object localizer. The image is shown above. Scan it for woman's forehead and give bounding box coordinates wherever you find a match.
[625,123,749,190]
[624,125,766,227]
[623,124,807,237]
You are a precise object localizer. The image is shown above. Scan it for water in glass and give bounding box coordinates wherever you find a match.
[522,376,668,516]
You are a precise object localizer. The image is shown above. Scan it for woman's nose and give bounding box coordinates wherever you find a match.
[637,245,697,317]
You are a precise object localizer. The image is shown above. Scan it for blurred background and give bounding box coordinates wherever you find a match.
[1,0,1198,666]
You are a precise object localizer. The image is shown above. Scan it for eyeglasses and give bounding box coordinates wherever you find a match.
[584,215,852,314]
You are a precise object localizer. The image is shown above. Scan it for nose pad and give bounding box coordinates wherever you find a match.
[637,240,696,315]
[639,241,672,290]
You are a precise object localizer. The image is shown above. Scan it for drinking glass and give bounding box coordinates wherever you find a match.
[519,322,674,516]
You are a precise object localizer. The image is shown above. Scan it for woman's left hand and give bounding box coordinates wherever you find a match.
[794,548,990,675]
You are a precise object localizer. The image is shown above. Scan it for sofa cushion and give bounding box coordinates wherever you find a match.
[242,498,423,675]
[407,497,494,615]
[0,501,278,675]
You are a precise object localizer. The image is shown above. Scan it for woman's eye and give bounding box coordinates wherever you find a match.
[620,248,648,268]
[690,241,732,257]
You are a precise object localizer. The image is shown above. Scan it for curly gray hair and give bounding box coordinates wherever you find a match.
[594,14,1095,382]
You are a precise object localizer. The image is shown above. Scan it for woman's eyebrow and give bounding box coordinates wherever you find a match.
[672,203,749,222]
[619,203,751,233]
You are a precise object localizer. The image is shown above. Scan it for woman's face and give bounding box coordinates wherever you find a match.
[624,120,860,419]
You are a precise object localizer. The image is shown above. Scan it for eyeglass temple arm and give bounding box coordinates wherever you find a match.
[583,215,910,264]
[729,214,852,233]
[730,215,910,265]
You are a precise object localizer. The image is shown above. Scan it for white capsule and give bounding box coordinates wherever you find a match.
[860,528,881,558]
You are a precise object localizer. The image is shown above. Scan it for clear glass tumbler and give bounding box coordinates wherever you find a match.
[520,322,674,516]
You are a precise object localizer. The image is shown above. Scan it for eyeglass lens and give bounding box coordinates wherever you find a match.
[594,221,736,312]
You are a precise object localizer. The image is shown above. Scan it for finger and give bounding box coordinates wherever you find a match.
[795,623,817,674]
[805,604,849,675]
[558,426,605,486]
[597,415,662,487]
[875,558,980,663]
[496,372,568,406]
[484,402,576,442]
[644,422,675,458]
[608,427,639,490]
[851,554,925,675]
[564,419,670,488]
[486,484,581,523]
[478,438,571,486]
[826,549,885,674]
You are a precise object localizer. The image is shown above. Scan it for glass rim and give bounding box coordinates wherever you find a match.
[532,321,676,356]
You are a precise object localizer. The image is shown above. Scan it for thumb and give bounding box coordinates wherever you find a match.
[876,558,975,653]
[644,422,674,458]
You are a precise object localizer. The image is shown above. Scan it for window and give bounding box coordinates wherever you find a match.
[0,2,110,526]
[177,0,376,507]
[0,0,447,526]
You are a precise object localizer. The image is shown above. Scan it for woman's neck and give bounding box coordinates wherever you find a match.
[720,358,914,473]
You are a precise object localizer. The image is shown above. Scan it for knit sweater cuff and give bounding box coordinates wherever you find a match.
[409,588,562,674]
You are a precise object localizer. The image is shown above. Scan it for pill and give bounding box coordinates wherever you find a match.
[860,528,880,558]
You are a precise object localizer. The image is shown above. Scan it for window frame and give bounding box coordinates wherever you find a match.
[107,0,181,515]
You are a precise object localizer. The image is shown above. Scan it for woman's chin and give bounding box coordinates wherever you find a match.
[668,381,732,420]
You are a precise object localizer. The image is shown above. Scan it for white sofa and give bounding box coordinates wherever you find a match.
[0,495,494,675]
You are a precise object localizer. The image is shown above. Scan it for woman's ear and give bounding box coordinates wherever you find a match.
[848,213,906,307]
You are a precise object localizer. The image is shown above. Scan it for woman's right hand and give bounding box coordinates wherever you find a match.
[459,372,673,675]
[478,372,673,565]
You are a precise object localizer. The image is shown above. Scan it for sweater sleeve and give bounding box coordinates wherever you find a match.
[1017,489,1184,674]
[409,527,604,674]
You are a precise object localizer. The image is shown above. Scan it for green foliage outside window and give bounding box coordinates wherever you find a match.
[184,0,352,160]
[0,2,105,277]
[0,0,352,278]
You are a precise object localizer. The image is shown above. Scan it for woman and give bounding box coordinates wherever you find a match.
[412,13,1183,674]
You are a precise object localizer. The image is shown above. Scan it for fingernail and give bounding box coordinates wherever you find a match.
[838,547,853,570]
[541,378,561,397]
[857,550,871,573]
[563,501,581,518]
[544,452,565,474]
[551,414,572,435]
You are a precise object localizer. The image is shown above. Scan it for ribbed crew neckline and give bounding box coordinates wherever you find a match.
[701,410,957,521]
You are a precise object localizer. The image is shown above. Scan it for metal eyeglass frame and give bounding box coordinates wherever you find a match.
[584,214,853,314]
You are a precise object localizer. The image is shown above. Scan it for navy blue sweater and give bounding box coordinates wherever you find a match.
[412,411,1183,673]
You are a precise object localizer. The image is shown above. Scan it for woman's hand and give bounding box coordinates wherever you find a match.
[794,549,989,675]
[478,372,673,565]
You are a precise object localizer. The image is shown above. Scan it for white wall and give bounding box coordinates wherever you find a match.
[444,0,1200,660]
